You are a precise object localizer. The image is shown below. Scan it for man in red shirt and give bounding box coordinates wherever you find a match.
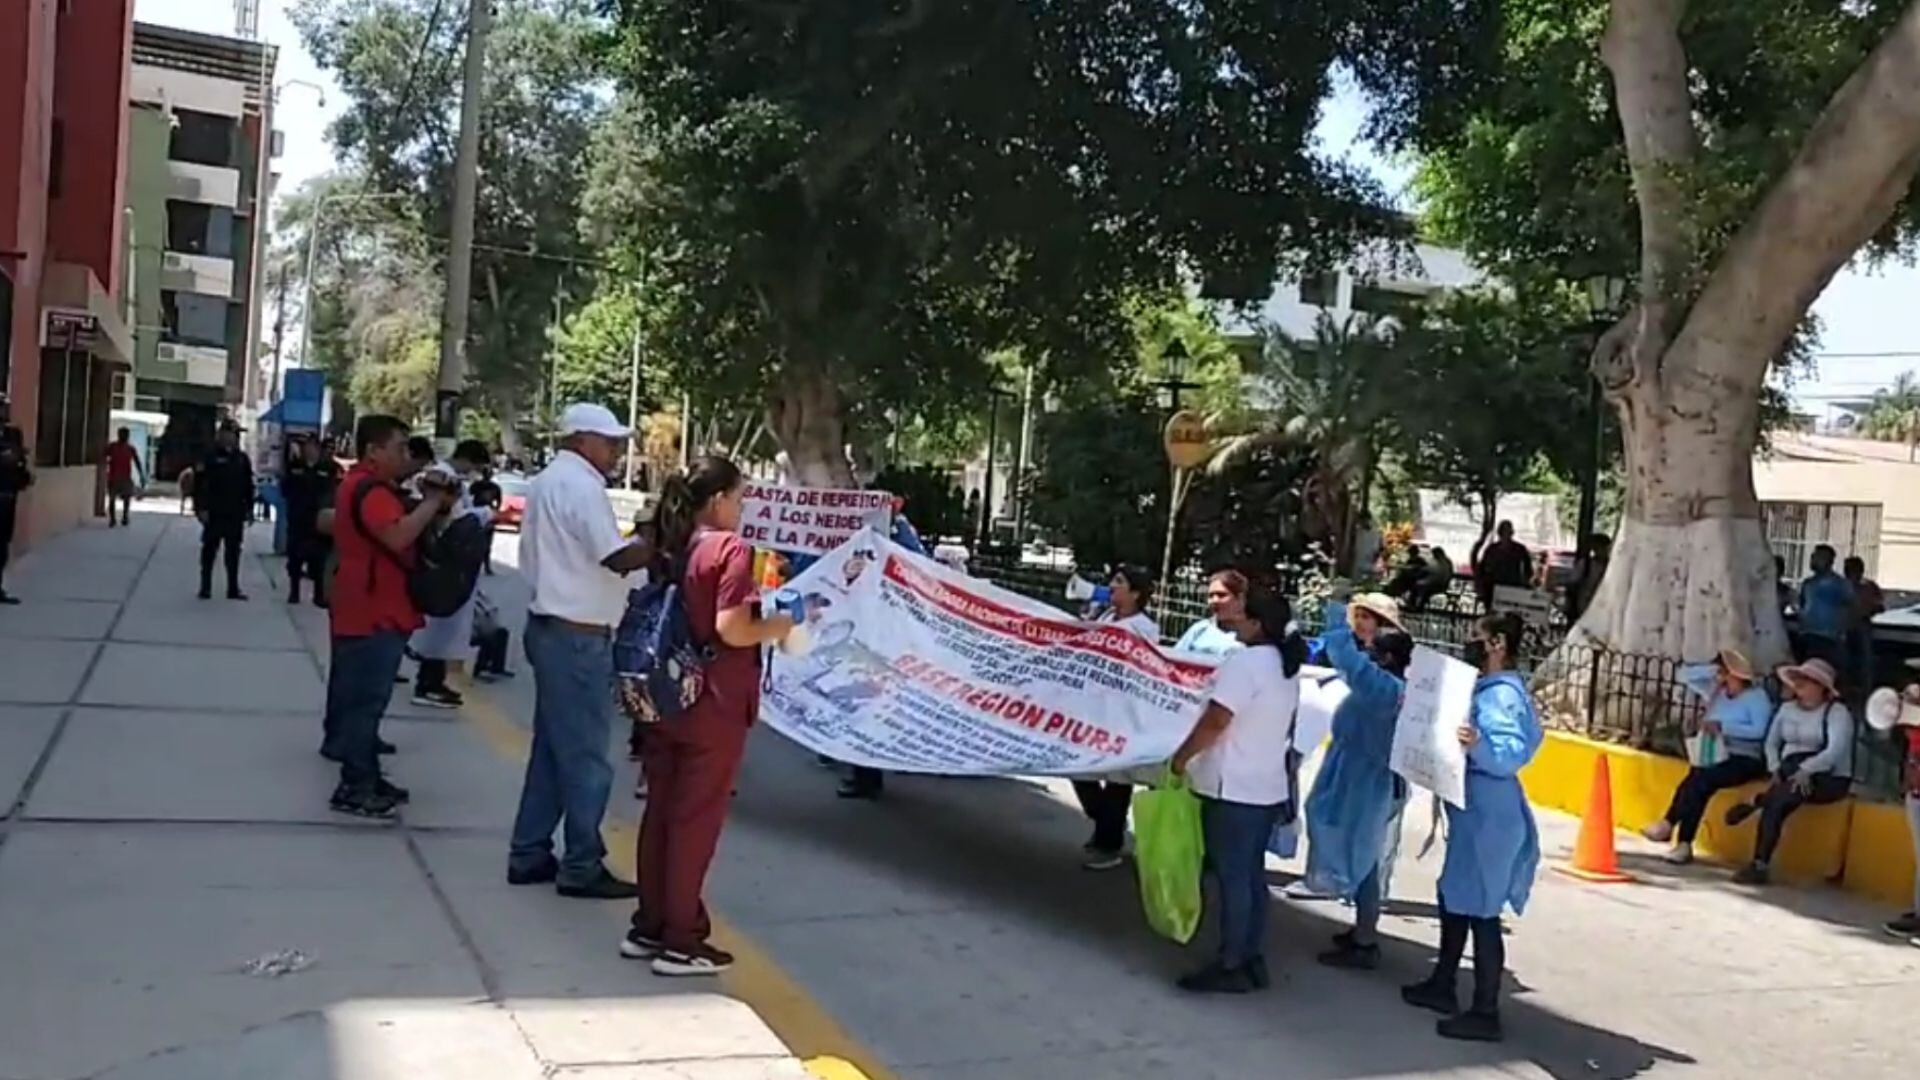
[320,415,455,818]
[102,427,144,527]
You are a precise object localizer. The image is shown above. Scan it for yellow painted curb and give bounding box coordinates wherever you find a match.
[458,685,891,1080]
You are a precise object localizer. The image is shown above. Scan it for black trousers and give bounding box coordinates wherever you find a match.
[1753,771,1850,864]
[0,499,15,591]
[1072,780,1134,854]
[1664,755,1769,843]
[199,516,244,593]
[415,658,448,694]
[286,521,329,597]
[1434,909,1505,1015]
[474,626,510,674]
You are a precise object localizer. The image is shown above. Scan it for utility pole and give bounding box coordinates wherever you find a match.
[623,329,642,489]
[434,0,492,449]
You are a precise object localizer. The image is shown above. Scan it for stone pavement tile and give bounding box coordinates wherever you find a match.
[0,824,483,1080]
[509,996,793,1068]
[382,723,526,831]
[25,708,364,824]
[325,999,549,1080]
[0,706,62,811]
[0,597,119,641]
[0,638,98,703]
[111,603,305,651]
[80,641,324,713]
[7,550,145,601]
[552,1060,811,1080]
[411,834,791,1066]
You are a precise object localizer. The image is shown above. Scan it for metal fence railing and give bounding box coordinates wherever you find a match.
[969,551,1905,802]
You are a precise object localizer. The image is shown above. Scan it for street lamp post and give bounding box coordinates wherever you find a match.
[1575,274,1629,615]
[1153,339,1201,412]
[980,385,1016,548]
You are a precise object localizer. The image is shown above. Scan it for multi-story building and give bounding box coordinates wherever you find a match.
[1219,240,1483,345]
[124,22,274,478]
[1,0,137,546]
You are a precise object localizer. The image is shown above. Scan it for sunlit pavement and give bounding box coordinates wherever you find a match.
[3,506,1917,1079]
[0,505,806,1080]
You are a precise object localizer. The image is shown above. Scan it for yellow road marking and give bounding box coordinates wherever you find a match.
[458,685,895,1080]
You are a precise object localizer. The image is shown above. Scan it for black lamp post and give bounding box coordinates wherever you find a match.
[1154,340,1201,412]
[1576,274,1629,598]
[979,385,1016,547]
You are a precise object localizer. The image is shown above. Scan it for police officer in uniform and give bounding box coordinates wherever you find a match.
[194,421,256,600]
[282,435,341,606]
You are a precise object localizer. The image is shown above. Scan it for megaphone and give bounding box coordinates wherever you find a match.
[1065,575,1096,602]
[1865,687,1920,732]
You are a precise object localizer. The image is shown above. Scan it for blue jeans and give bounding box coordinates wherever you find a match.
[509,616,615,884]
[325,631,409,789]
[1201,796,1284,969]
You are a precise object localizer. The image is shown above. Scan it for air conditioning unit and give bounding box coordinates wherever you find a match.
[163,253,188,270]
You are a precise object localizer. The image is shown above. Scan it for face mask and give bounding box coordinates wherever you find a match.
[1462,639,1490,671]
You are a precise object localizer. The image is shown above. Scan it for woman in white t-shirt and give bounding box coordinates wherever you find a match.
[1171,583,1307,993]
[1073,565,1162,870]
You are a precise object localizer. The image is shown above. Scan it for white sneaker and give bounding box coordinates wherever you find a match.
[651,945,734,977]
[1082,852,1125,871]
[1641,820,1673,843]
[1663,842,1693,866]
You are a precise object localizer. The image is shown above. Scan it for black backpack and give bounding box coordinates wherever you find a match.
[349,477,489,618]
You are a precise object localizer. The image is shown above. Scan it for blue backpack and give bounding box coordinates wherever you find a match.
[613,560,713,725]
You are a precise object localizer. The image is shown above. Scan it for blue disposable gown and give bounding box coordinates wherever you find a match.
[1438,671,1545,918]
[1303,601,1406,899]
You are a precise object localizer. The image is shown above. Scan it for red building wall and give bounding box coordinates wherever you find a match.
[48,0,135,300]
[0,0,58,446]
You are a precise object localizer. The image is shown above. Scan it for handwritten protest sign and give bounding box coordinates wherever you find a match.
[763,532,1222,775]
[739,483,891,556]
[1390,645,1474,808]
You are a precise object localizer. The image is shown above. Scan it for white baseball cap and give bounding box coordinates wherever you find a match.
[558,402,631,439]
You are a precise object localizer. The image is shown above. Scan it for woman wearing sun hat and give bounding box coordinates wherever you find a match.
[1642,648,1775,865]
[1308,592,1418,971]
[1721,656,1853,885]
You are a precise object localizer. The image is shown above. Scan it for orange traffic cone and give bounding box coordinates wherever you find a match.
[1556,756,1636,883]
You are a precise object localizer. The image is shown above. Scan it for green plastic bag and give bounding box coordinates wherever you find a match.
[1133,769,1204,944]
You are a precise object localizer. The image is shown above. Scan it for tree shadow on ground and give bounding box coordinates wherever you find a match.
[729,736,1695,1080]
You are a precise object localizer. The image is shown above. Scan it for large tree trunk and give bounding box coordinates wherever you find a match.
[1568,367,1788,665]
[1560,0,1920,677]
[767,365,855,487]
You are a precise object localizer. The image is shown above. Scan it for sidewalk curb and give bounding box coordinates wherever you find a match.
[458,687,893,1080]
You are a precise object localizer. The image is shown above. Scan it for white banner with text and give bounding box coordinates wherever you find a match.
[762,533,1222,775]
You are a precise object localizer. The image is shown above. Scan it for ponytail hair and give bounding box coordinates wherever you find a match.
[1243,583,1305,678]
[1370,629,1416,678]
[653,454,745,563]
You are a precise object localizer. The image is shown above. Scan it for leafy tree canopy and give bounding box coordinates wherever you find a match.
[585,1,1498,476]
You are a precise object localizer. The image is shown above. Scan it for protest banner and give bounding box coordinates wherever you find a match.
[1390,645,1474,808]
[762,532,1222,775]
[739,482,892,556]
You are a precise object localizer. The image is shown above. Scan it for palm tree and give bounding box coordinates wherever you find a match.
[1210,312,1413,570]
[1856,373,1920,459]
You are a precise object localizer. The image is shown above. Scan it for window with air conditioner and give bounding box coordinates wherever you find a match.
[165,201,234,258]
[169,109,238,169]
[161,291,229,349]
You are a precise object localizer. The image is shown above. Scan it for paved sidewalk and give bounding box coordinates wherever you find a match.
[0,508,810,1080]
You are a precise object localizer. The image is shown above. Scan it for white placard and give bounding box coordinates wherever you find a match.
[738,483,891,556]
[1390,646,1474,808]
[1491,584,1554,629]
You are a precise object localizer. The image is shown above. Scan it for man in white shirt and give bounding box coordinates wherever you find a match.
[507,403,655,900]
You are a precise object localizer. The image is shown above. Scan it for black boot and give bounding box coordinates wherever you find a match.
[1437,1009,1503,1042]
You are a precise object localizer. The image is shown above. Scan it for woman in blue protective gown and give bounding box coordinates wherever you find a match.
[1307,594,1416,971]
[1401,611,1543,1043]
